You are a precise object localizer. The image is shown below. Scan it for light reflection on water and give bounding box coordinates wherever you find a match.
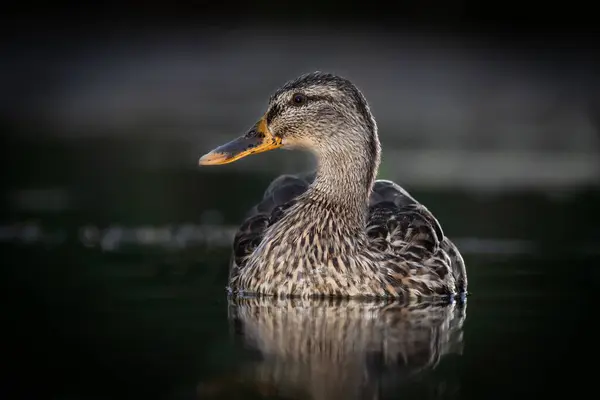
[2,185,597,399]
[199,297,466,400]
[2,240,595,400]
[0,221,542,256]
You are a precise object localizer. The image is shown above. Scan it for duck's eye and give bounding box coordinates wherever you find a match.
[291,93,307,106]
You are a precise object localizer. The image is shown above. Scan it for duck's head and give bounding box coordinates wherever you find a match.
[199,72,379,166]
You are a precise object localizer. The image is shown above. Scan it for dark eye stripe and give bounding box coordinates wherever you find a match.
[306,94,335,103]
[265,94,336,123]
[265,103,282,123]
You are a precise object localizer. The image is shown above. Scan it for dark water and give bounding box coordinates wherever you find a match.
[2,154,599,399]
[3,239,597,400]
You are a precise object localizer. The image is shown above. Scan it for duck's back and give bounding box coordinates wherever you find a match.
[229,173,467,294]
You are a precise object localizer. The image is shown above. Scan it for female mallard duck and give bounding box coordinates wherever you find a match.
[199,72,467,301]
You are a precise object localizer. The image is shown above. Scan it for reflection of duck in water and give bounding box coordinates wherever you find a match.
[198,298,467,400]
[199,72,467,300]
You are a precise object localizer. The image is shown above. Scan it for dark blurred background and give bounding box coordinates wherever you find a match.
[1,2,599,400]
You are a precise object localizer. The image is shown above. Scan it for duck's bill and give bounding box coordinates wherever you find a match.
[199,118,282,166]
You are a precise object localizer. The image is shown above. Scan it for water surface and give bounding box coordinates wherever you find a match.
[3,241,596,400]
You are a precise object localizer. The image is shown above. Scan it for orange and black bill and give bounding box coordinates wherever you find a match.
[199,118,282,166]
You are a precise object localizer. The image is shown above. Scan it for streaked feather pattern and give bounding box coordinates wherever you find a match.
[228,173,467,300]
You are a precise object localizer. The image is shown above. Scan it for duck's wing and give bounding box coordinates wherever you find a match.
[229,172,316,278]
[367,180,467,294]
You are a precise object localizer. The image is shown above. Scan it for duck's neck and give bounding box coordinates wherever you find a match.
[305,129,381,229]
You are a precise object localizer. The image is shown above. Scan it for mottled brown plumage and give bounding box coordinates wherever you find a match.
[202,72,467,301]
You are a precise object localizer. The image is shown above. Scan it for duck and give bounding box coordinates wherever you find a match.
[199,72,467,301]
